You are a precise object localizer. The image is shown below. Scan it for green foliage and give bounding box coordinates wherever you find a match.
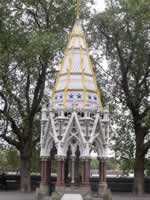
[89,0,150,192]
[0,0,92,148]
[0,0,92,191]
[0,144,42,173]
[112,108,135,160]
[0,145,19,172]
[107,158,120,171]
[119,159,134,176]
[89,0,150,158]
[145,158,150,176]
[31,146,40,173]
[90,159,99,169]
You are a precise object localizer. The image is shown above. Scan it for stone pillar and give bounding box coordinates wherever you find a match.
[64,158,69,182]
[99,159,107,183]
[99,158,107,194]
[82,159,90,185]
[71,157,75,184]
[56,157,65,186]
[75,156,80,184]
[40,157,50,195]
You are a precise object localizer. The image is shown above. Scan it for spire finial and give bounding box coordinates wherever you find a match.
[76,0,80,19]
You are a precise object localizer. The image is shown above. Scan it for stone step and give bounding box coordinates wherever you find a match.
[61,194,83,200]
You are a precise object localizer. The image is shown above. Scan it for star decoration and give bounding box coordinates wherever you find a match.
[69,94,74,99]
[88,95,92,100]
[77,94,82,99]
[94,96,97,100]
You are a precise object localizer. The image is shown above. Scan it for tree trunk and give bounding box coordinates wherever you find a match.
[20,139,32,192]
[20,156,31,192]
[133,126,145,195]
[133,156,144,195]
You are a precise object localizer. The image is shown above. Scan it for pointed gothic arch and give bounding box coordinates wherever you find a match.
[62,112,85,144]
[64,135,84,157]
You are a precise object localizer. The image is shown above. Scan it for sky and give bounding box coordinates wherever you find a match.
[94,0,106,12]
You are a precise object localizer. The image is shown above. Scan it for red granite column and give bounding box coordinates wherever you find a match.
[40,157,50,194]
[99,159,107,182]
[61,159,65,185]
[103,160,107,182]
[99,159,103,182]
[82,159,85,184]
[99,158,107,194]
[82,159,90,185]
[56,158,65,186]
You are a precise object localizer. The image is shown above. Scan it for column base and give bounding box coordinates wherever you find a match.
[55,185,90,196]
[84,183,111,200]
[35,184,50,200]
[40,184,50,195]
[99,182,108,196]
[55,185,65,193]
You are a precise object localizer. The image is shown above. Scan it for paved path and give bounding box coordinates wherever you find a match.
[0,192,150,200]
[112,193,150,200]
[0,191,34,200]
[61,194,83,200]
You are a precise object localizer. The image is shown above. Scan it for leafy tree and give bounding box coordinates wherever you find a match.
[90,159,99,170]
[0,145,8,172]
[145,158,150,176]
[0,0,92,192]
[31,146,40,173]
[89,0,150,195]
[119,159,134,176]
[107,158,120,171]
[5,147,20,172]
[0,145,19,172]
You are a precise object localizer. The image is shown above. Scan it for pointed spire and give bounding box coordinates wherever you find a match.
[76,0,80,19]
[51,1,103,112]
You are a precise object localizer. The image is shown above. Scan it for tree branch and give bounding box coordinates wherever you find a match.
[25,70,31,113]
[0,134,20,150]
[32,135,40,148]
[144,140,150,155]
[31,58,47,118]
[27,9,41,29]
[0,91,8,112]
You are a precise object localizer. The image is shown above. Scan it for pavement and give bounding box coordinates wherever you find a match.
[61,194,83,200]
[0,191,34,200]
[0,192,150,200]
[112,193,150,200]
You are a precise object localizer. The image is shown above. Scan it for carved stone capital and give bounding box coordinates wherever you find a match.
[40,156,50,161]
[81,156,90,161]
[56,155,66,161]
[97,157,107,162]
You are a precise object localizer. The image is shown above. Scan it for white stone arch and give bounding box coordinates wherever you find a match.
[89,115,105,145]
[62,112,86,144]
[46,137,55,156]
[41,134,55,157]
[64,135,84,157]
[91,137,104,158]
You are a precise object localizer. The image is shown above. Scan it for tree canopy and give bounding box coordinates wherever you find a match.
[0,0,92,192]
[89,0,150,195]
